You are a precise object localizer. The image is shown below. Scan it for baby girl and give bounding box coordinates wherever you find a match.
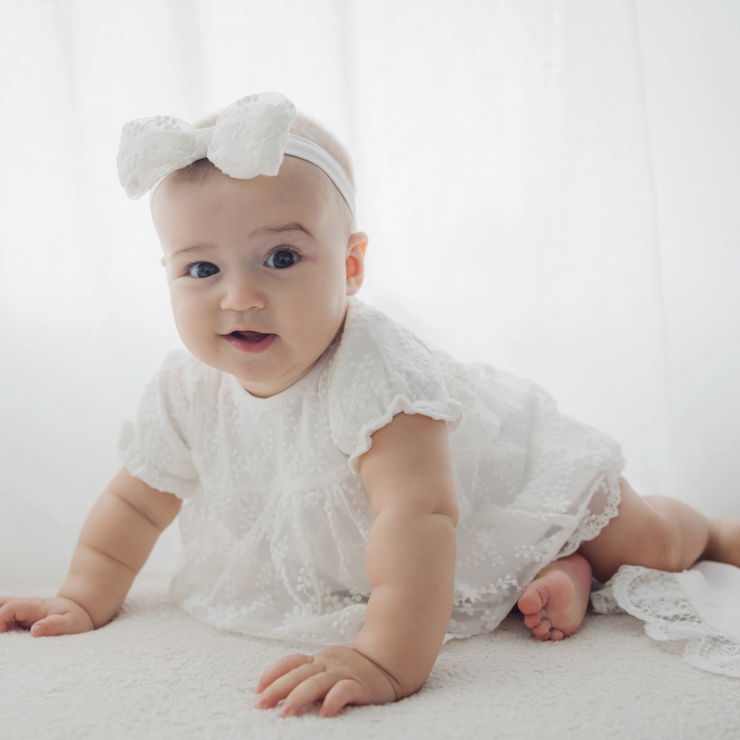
[1,92,738,719]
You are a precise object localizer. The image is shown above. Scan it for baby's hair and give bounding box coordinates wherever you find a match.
[170,105,356,232]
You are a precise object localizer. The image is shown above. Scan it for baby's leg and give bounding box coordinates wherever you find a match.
[518,475,740,642]
[517,553,593,641]
[578,476,740,584]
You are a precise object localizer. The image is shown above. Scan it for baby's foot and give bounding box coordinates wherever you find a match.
[704,517,740,568]
[517,553,592,641]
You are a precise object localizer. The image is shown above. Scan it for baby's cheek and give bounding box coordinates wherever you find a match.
[171,301,204,348]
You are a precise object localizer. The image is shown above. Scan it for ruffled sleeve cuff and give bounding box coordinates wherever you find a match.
[118,421,199,500]
[116,350,200,500]
[346,395,464,475]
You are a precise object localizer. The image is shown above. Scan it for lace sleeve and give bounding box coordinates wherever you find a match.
[327,301,464,475]
[117,349,199,500]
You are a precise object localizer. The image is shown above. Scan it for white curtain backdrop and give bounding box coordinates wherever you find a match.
[1,0,738,584]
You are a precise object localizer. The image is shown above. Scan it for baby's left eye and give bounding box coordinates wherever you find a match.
[266,249,299,269]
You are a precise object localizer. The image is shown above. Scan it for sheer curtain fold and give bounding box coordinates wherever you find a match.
[1,0,737,583]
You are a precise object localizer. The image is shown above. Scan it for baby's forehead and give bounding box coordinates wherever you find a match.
[232,156,348,230]
[154,157,345,249]
[159,155,328,209]
[280,155,338,205]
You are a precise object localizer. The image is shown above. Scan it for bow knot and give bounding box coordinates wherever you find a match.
[117,92,297,199]
[192,127,213,158]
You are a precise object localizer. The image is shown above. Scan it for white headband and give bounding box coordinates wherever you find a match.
[116,92,356,220]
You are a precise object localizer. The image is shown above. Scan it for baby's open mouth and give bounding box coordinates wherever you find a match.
[230,330,271,341]
[222,330,277,354]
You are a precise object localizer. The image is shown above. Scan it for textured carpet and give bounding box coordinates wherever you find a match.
[2,570,739,740]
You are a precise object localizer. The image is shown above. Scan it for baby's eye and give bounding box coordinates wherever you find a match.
[185,261,219,279]
[266,249,299,270]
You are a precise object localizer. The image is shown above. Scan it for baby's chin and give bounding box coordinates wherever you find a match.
[214,340,296,382]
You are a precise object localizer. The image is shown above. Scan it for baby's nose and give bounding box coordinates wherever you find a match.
[220,275,266,312]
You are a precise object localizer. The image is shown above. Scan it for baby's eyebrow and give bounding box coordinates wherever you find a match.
[168,223,312,260]
[169,243,216,259]
[250,222,313,238]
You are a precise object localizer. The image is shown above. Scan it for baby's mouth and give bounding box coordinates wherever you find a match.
[223,330,277,354]
[230,330,271,341]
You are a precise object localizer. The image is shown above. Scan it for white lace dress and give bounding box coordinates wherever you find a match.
[118,296,626,646]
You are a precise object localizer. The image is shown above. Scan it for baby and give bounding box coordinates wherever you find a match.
[1,92,739,720]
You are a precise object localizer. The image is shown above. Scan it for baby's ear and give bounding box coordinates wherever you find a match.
[345,232,369,295]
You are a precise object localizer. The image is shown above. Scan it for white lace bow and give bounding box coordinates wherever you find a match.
[116,91,356,218]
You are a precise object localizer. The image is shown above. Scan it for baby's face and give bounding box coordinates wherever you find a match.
[152,157,368,398]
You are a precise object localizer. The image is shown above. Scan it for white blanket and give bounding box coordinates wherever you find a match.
[1,570,738,739]
[592,560,740,678]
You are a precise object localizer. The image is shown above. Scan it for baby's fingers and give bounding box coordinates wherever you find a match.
[255,653,315,695]
[0,597,47,633]
[30,613,79,637]
[320,679,365,718]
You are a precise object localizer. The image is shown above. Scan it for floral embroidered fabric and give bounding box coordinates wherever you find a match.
[118,296,625,646]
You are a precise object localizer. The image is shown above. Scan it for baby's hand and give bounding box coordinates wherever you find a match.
[253,645,402,718]
[0,596,95,637]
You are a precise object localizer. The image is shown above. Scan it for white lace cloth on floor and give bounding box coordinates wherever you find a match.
[119,296,626,647]
[591,560,740,678]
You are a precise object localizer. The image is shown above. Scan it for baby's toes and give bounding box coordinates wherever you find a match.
[517,585,545,616]
[532,619,552,640]
[550,629,564,641]
[523,609,545,629]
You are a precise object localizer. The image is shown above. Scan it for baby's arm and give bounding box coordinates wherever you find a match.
[0,466,182,636]
[351,412,459,698]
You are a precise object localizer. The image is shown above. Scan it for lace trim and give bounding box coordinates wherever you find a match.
[591,565,740,679]
[555,468,622,559]
[590,579,625,614]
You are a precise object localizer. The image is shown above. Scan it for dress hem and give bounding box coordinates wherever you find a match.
[554,467,623,560]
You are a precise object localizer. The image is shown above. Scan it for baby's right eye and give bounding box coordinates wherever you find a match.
[185,261,220,279]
